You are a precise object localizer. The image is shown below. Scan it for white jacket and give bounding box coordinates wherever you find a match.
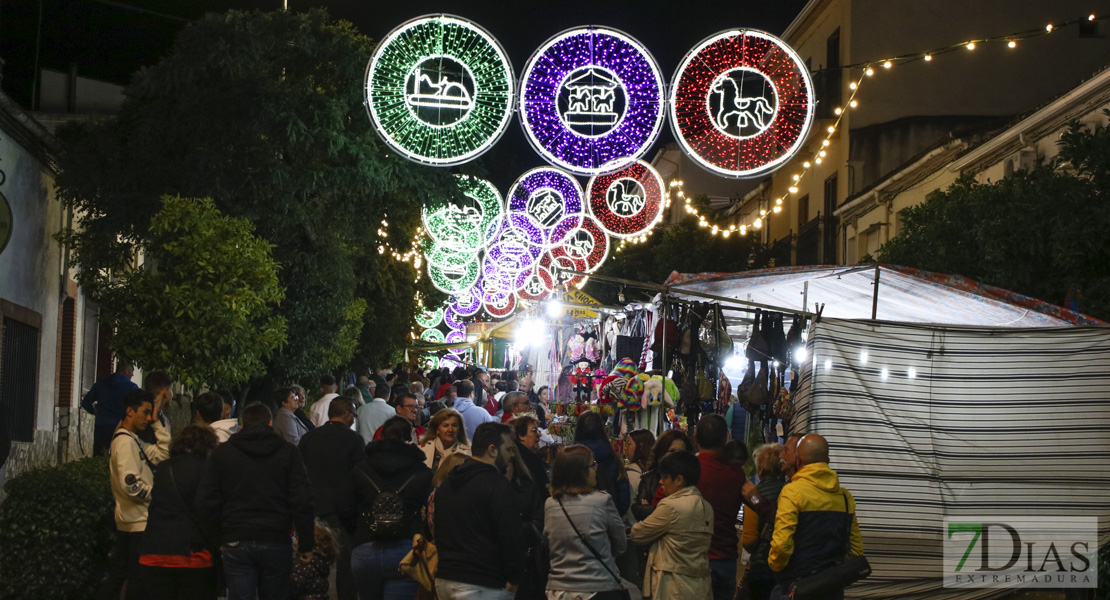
[109,422,170,532]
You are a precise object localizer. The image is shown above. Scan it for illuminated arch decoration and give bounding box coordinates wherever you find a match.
[440,353,463,370]
[670,29,815,178]
[520,27,665,176]
[549,214,609,272]
[420,328,445,343]
[415,306,444,329]
[506,167,584,238]
[483,258,532,293]
[517,266,555,301]
[443,305,466,330]
[586,159,664,238]
[451,290,482,317]
[445,329,469,353]
[365,15,515,166]
[484,213,545,275]
[484,289,517,318]
[539,252,587,291]
[428,255,480,294]
[423,175,504,253]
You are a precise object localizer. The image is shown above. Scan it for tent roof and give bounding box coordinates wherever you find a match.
[664,264,1104,327]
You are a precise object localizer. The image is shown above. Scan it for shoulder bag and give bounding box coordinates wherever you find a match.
[786,492,871,599]
[557,498,632,600]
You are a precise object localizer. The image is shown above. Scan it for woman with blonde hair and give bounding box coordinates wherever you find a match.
[545,445,627,600]
[740,443,785,600]
[418,409,470,470]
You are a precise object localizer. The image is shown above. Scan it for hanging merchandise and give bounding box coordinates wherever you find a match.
[698,303,733,361]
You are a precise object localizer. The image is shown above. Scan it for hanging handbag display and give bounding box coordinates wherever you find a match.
[698,303,732,360]
[786,493,871,599]
[745,309,769,361]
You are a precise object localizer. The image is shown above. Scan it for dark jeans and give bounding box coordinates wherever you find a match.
[100,530,142,600]
[93,423,117,456]
[709,558,737,600]
[221,541,293,600]
[350,539,417,600]
[126,564,217,600]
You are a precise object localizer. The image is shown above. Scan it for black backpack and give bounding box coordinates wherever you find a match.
[357,468,417,540]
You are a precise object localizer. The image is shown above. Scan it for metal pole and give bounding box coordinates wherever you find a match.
[871,265,881,320]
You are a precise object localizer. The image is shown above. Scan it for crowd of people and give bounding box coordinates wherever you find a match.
[81,363,864,600]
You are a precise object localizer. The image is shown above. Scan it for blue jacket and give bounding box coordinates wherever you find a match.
[579,438,631,516]
[80,373,138,425]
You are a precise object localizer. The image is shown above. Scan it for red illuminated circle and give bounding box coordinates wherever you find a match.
[549,214,609,272]
[585,159,664,239]
[670,29,815,179]
[538,251,586,291]
[517,266,555,301]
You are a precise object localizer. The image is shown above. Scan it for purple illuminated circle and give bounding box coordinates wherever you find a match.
[484,213,545,274]
[520,27,665,176]
[482,256,532,293]
[506,167,584,237]
[452,290,482,317]
[444,306,465,330]
[445,329,468,353]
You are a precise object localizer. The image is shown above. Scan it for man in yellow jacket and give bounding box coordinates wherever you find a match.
[768,434,863,600]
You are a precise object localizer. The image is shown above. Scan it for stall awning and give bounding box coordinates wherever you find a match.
[664,264,1103,327]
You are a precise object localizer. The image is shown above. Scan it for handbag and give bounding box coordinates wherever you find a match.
[399,533,439,595]
[787,493,871,599]
[557,498,632,600]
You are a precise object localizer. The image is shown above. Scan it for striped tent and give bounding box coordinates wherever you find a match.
[794,319,1110,598]
[666,266,1109,598]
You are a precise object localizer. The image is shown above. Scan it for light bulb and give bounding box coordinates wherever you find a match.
[759,209,767,216]
[966,42,976,50]
[722,230,730,238]
[859,350,869,364]
[865,67,874,76]
[834,107,842,115]
[1090,14,1096,21]
[739,225,746,234]
[907,367,916,379]
[881,367,889,381]
[822,139,831,146]
[1007,40,1016,48]
[819,150,827,157]
[882,61,892,69]
[775,198,783,205]
[850,100,858,108]
[803,161,811,168]
[1046,23,1053,32]
[793,174,800,181]
[827,126,836,133]
[546,300,563,317]
[753,218,762,229]
[849,82,857,90]
[789,186,798,194]
[815,157,822,164]
[772,206,781,213]
[795,346,808,362]
[924,54,933,61]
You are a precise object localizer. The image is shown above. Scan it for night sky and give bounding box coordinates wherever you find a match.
[0,0,807,187]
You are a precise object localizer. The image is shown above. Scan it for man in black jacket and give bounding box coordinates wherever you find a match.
[299,397,364,600]
[195,402,315,600]
[433,422,527,600]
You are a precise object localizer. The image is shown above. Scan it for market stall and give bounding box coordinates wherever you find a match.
[665,264,1110,600]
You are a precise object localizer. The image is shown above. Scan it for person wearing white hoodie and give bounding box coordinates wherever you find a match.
[194,391,239,443]
[103,389,170,599]
[451,380,493,442]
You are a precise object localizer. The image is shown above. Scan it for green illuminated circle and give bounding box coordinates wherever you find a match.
[366,15,515,167]
[420,328,445,343]
[428,254,481,294]
[423,175,504,252]
[415,306,444,329]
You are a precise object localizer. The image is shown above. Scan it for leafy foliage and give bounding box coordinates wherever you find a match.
[53,9,457,382]
[586,208,769,304]
[71,196,287,388]
[0,457,114,599]
[879,114,1110,320]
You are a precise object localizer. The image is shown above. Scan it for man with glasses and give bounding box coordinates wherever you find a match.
[371,393,425,443]
[298,397,365,600]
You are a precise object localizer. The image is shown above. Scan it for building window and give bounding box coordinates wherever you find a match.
[817,28,842,119]
[1,308,41,443]
[797,195,809,229]
[81,303,99,396]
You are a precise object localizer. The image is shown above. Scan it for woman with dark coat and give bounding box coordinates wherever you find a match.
[350,417,433,600]
[130,425,220,600]
[504,433,548,600]
[573,411,631,516]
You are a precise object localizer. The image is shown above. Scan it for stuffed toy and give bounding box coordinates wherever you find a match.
[643,376,676,407]
[600,375,628,407]
[569,365,594,403]
[621,373,648,411]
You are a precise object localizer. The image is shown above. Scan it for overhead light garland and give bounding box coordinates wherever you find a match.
[681,12,1108,239]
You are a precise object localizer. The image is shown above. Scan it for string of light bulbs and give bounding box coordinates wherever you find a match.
[682,12,1107,240]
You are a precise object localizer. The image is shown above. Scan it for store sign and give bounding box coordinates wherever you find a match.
[562,289,601,319]
[365,15,515,166]
[520,26,665,176]
[670,29,814,178]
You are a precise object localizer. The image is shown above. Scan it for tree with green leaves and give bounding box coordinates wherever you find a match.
[54,9,454,384]
[879,114,1110,320]
[72,195,285,388]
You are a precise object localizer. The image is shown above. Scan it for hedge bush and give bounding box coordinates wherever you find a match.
[0,457,114,599]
